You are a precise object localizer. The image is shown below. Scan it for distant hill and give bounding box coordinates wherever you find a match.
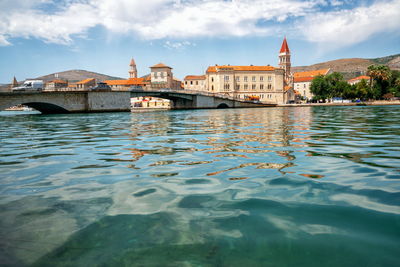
[0,70,123,91]
[293,54,400,80]
[36,70,123,83]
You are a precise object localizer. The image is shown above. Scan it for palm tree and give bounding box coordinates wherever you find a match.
[366,65,378,87]
[367,65,391,83]
[395,77,400,87]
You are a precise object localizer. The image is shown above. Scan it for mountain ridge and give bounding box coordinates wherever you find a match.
[292,54,400,79]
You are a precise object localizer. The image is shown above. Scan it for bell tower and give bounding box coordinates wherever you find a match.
[279,37,291,84]
[129,58,137,79]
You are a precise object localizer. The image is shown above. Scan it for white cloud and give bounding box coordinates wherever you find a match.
[164,40,196,50]
[0,0,399,50]
[0,35,11,46]
[300,0,400,49]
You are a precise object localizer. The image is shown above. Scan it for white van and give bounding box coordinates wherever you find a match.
[13,80,43,91]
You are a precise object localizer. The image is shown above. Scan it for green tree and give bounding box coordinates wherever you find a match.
[355,79,369,100]
[310,75,329,101]
[367,65,392,99]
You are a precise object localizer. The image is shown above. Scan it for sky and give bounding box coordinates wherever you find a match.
[0,0,399,83]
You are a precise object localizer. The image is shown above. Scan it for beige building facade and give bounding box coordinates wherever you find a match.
[183,75,207,91]
[293,69,330,100]
[205,65,286,104]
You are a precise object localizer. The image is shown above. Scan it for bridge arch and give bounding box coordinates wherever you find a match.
[22,102,69,114]
[217,103,230,109]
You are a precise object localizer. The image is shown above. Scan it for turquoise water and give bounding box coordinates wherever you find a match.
[0,106,399,266]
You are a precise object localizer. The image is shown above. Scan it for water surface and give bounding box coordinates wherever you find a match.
[1,106,399,266]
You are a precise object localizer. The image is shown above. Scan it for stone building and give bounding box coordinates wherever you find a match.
[182,38,294,104]
[206,65,286,103]
[45,79,68,90]
[104,60,181,91]
[76,78,96,90]
[293,69,330,100]
[183,75,207,91]
[150,63,182,90]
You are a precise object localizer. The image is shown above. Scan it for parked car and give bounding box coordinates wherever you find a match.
[90,82,111,91]
[12,80,43,91]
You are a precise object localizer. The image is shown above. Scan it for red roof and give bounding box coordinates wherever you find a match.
[77,78,95,84]
[48,79,67,84]
[294,69,330,78]
[280,37,290,54]
[348,75,370,82]
[294,76,315,82]
[206,65,275,73]
[284,85,292,91]
[151,63,172,69]
[184,75,206,80]
[104,78,145,86]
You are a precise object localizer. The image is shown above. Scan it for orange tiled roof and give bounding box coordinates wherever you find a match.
[184,75,206,80]
[151,63,172,68]
[348,75,370,82]
[104,78,145,86]
[293,69,330,78]
[294,76,315,83]
[48,79,67,84]
[284,85,292,91]
[206,65,276,73]
[294,90,301,95]
[77,78,95,84]
[280,37,290,53]
[68,84,76,88]
[142,74,151,82]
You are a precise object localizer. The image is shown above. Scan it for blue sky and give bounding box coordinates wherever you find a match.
[0,0,399,83]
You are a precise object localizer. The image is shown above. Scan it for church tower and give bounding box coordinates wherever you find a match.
[279,37,291,84]
[129,58,137,79]
[11,76,18,88]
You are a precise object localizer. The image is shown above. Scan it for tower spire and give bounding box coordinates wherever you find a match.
[278,37,291,85]
[11,76,18,88]
[129,58,137,78]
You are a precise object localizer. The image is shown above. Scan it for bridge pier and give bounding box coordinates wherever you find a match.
[0,91,131,114]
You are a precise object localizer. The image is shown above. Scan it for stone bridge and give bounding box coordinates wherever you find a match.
[130,89,276,109]
[0,90,276,114]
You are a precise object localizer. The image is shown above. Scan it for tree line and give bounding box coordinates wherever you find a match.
[310,65,400,101]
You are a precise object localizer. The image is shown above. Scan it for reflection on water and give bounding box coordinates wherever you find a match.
[0,106,400,266]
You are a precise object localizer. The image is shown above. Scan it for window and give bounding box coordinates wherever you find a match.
[244,84,248,90]
[160,72,164,78]
[236,76,240,82]
[260,84,264,90]
[268,84,272,90]
[252,84,256,90]
[303,84,306,88]
[244,76,248,82]
[185,81,187,85]
[236,84,240,90]
[196,81,198,85]
[260,76,264,81]
[268,76,272,81]
[224,84,230,90]
[211,85,214,91]
[304,90,306,96]
[190,81,193,85]
[252,76,256,82]
[224,75,230,81]
[211,77,214,82]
